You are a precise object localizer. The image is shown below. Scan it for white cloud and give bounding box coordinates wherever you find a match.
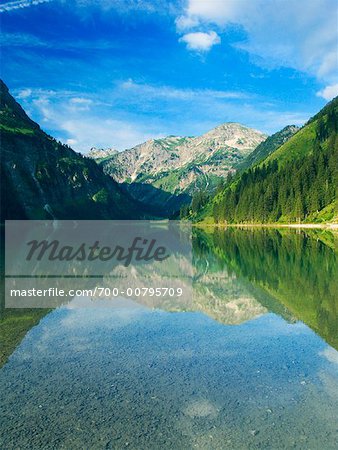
[66,138,78,146]
[179,31,220,52]
[0,0,176,16]
[120,79,247,100]
[1,31,124,54]
[68,97,93,111]
[185,0,241,24]
[118,80,309,133]
[69,97,92,104]
[178,0,338,85]
[175,15,200,32]
[13,82,310,153]
[32,97,54,122]
[0,0,52,13]
[316,83,338,101]
[60,118,161,152]
[13,87,163,151]
[16,88,32,99]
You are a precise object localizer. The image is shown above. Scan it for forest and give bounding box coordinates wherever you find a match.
[210,97,338,224]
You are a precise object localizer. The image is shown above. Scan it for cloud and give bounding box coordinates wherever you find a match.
[0,32,45,47]
[32,97,54,122]
[59,118,162,153]
[184,0,246,24]
[0,0,178,15]
[175,14,200,32]
[13,86,165,151]
[16,88,32,99]
[66,138,78,146]
[118,80,309,134]
[72,0,174,15]
[0,31,122,52]
[120,79,247,100]
[179,31,221,52]
[68,97,93,111]
[316,83,338,101]
[69,97,93,104]
[12,80,310,153]
[0,0,52,13]
[178,0,338,84]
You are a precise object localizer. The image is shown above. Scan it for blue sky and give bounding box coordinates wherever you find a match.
[1,0,337,152]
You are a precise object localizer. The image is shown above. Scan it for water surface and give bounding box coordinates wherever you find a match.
[1,228,337,449]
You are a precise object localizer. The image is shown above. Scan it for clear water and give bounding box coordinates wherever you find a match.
[1,228,337,449]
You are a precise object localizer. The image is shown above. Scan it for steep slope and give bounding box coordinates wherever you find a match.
[202,97,338,224]
[237,125,299,172]
[0,80,146,221]
[98,136,193,183]
[92,124,267,214]
[87,147,118,162]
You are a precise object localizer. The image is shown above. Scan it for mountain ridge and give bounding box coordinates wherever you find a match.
[89,122,267,215]
[0,80,149,221]
[92,123,267,183]
[236,125,300,172]
[199,96,338,224]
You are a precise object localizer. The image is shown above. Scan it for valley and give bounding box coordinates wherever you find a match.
[1,79,337,225]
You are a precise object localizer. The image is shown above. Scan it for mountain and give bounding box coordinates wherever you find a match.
[202,97,338,224]
[87,147,118,162]
[91,124,267,215]
[0,80,147,221]
[236,125,300,172]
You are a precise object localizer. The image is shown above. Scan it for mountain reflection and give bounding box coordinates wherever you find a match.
[193,227,338,349]
[1,227,337,367]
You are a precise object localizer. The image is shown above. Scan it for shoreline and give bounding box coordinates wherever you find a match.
[194,222,338,230]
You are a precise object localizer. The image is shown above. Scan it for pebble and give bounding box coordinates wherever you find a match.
[250,430,259,436]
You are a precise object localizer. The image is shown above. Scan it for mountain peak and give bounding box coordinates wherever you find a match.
[96,122,267,213]
[88,147,119,160]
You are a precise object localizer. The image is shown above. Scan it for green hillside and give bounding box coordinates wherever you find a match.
[0,80,148,221]
[236,125,299,172]
[201,97,338,224]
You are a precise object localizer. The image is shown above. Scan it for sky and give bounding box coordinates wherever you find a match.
[1,0,338,152]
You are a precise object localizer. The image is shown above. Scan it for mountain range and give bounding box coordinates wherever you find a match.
[1,79,337,224]
[88,123,268,215]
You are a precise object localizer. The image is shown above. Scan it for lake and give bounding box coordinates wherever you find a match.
[1,228,337,449]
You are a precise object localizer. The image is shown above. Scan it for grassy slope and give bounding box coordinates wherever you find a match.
[263,121,317,166]
[197,99,337,225]
[236,125,299,172]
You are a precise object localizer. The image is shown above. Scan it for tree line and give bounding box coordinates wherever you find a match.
[212,101,337,224]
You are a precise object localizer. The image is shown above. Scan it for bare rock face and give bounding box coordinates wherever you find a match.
[95,123,267,201]
[87,147,118,160]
